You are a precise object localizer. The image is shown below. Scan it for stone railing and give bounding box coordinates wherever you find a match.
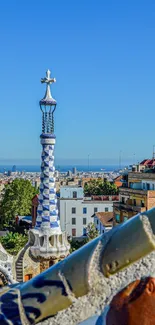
[113,201,146,213]
[1,208,155,324]
[128,171,155,180]
[91,195,119,201]
[119,187,147,195]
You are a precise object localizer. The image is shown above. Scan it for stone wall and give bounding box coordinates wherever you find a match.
[147,190,155,210]
[23,247,40,280]
[40,260,50,273]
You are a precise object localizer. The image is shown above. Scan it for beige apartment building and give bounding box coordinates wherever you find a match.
[114,171,155,224]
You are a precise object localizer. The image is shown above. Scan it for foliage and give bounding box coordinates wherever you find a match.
[0,232,28,255]
[69,222,99,253]
[84,179,118,196]
[69,238,88,253]
[0,179,38,229]
[86,222,99,240]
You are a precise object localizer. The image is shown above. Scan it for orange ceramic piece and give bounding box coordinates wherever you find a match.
[107,277,155,325]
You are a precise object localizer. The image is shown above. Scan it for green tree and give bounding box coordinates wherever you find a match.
[84,179,118,196]
[0,232,28,255]
[86,222,99,240]
[69,222,99,253]
[0,179,38,229]
[69,238,88,253]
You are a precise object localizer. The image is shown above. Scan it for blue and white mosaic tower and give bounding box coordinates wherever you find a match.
[36,70,60,233]
[29,70,70,260]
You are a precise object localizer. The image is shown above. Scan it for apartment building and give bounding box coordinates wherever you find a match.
[93,212,113,235]
[59,186,118,237]
[114,171,155,224]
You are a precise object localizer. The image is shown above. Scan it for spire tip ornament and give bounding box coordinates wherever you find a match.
[40,69,57,108]
[41,69,56,84]
[40,69,57,134]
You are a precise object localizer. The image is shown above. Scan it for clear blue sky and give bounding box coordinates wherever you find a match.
[0,0,155,165]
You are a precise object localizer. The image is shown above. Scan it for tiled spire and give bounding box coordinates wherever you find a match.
[35,70,61,233]
[35,135,61,233]
[29,70,70,260]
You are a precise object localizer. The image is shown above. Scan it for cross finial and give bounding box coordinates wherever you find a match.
[41,69,56,85]
[40,69,57,107]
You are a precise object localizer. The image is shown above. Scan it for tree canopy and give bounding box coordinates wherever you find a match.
[86,222,99,240]
[0,179,38,229]
[84,179,118,196]
[0,232,28,255]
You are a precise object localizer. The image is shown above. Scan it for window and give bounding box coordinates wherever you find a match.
[105,207,109,212]
[83,207,87,214]
[153,184,155,190]
[97,219,99,225]
[115,214,120,223]
[73,191,77,199]
[72,218,76,225]
[141,200,145,207]
[83,217,87,225]
[72,207,76,214]
[24,274,32,282]
[133,199,136,206]
[121,197,125,204]
[147,183,150,190]
[72,229,76,237]
[94,207,98,213]
[143,183,145,190]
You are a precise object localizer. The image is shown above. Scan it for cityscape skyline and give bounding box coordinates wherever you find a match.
[0,156,151,167]
[0,1,155,162]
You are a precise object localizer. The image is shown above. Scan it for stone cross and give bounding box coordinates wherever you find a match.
[41,69,56,84]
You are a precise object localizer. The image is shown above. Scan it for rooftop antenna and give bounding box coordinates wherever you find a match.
[153,145,155,161]
[119,150,122,170]
[88,154,90,173]
[133,153,136,165]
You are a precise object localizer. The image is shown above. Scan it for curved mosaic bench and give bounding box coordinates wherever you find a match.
[1,208,155,324]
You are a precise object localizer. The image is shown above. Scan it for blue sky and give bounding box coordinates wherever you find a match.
[0,0,155,165]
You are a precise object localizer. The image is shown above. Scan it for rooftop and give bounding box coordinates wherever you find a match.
[92,212,113,225]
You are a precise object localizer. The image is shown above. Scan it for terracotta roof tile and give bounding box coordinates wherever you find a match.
[140,159,151,165]
[93,212,113,226]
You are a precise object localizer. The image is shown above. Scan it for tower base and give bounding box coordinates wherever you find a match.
[29,228,70,260]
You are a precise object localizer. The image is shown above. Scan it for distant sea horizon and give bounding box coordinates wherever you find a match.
[0,164,126,173]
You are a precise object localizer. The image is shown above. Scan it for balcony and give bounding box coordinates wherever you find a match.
[113,202,146,213]
[128,172,155,181]
[119,187,147,196]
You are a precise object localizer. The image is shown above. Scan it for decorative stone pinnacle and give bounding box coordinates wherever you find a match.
[41,69,56,85]
[40,69,57,107]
